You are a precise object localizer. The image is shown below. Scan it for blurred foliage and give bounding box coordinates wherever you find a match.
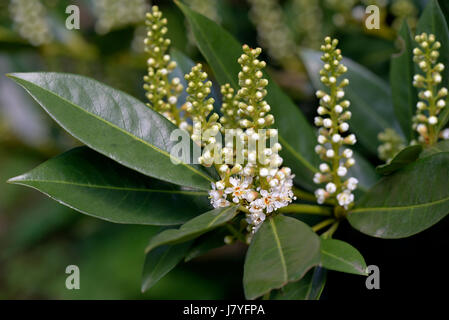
[0,0,430,299]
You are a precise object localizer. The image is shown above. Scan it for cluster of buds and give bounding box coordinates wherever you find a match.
[9,0,53,46]
[208,46,296,235]
[412,33,448,145]
[247,0,298,68]
[313,37,358,210]
[377,128,405,163]
[219,84,241,129]
[94,0,147,34]
[143,6,184,126]
[292,0,323,49]
[185,64,221,151]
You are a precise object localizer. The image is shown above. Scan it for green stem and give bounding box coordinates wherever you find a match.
[292,187,317,202]
[322,221,340,239]
[312,218,335,233]
[277,204,332,216]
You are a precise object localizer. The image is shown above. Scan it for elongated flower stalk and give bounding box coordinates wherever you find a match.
[412,33,448,146]
[94,0,147,34]
[203,46,295,236]
[185,64,221,150]
[9,0,53,46]
[143,6,185,126]
[313,37,358,211]
[247,0,298,69]
[377,128,405,163]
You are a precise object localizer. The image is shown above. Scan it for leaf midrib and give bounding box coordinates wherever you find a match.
[352,194,449,213]
[9,74,214,184]
[321,249,365,274]
[270,219,288,283]
[9,178,208,196]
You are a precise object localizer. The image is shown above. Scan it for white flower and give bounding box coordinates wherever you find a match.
[332,134,341,143]
[337,190,354,209]
[248,198,265,214]
[225,176,251,203]
[441,128,449,140]
[346,177,358,191]
[315,188,327,204]
[428,116,438,125]
[337,166,347,177]
[326,182,336,194]
[323,118,332,128]
[335,104,343,113]
[342,148,353,158]
[209,182,230,208]
[313,173,323,184]
[326,149,335,158]
[319,163,330,173]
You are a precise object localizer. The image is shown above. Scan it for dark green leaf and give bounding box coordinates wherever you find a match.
[420,140,449,158]
[271,267,327,300]
[243,215,321,300]
[7,72,213,190]
[184,229,227,262]
[320,239,367,276]
[176,1,320,191]
[390,22,418,142]
[349,152,449,238]
[376,145,423,175]
[301,49,401,155]
[145,206,238,253]
[350,150,379,192]
[141,242,192,292]
[8,147,209,225]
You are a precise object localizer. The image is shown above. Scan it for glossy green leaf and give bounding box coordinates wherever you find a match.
[390,22,418,142]
[301,49,401,155]
[320,239,367,276]
[349,152,449,238]
[184,229,227,262]
[145,206,238,253]
[271,267,327,300]
[420,140,449,158]
[176,0,320,191]
[418,0,449,131]
[243,215,321,300]
[8,147,210,225]
[7,72,213,190]
[141,242,192,292]
[376,145,423,176]
[349,150,379,192]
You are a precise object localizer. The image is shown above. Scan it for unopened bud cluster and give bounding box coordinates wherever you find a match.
[94,0,147,34]
[412,33,448,145]
[9,0,53,46]
[313,37,358,210]
[143,6,184,126]
[208,46,295,235]
[185,64,221,148]
[247,0,297,67]
[377,128,405,162]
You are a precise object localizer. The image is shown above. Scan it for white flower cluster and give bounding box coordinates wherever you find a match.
[207,46,296,233]
[9,0,53,46]
[313,37,358,210]
[412,33,448,145]
[210,167,295,234]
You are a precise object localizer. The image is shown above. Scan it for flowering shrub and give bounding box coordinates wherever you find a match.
[6,1,449,300]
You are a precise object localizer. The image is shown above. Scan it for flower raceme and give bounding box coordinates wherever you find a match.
[313,37,358,210]
[142,6,295,237]
[198,46,296,235]
[412,33,448,146]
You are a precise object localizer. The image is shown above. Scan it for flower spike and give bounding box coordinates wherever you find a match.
[313,37,358,210]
